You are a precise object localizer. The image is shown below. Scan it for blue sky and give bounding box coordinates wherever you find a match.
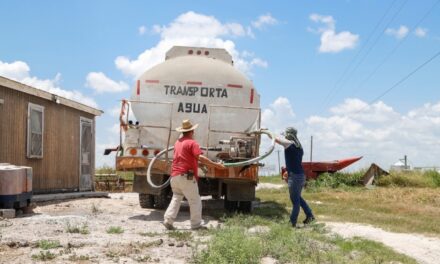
[1,0,439,171]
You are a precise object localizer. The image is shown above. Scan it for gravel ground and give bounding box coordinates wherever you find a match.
[0,193,219,264]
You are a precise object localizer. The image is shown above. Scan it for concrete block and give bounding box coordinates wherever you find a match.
[0,209,16,219]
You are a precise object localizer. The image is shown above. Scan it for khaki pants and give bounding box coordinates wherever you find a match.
[164,175,202,229]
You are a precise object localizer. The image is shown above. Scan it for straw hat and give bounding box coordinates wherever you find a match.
[176,119,199,132]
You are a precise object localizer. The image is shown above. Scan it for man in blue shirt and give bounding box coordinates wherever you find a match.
[276,127,315,228]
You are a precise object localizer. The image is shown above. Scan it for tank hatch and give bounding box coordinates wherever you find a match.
[165,46,233,65]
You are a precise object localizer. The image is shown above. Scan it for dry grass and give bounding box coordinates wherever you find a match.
[257,186,440,235]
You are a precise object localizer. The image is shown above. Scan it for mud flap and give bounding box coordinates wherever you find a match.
[225,181,255,201]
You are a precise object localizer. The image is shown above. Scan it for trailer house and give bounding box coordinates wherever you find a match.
[0,76,102,194]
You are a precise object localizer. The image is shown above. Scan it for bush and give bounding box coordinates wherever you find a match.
[376,170,440,188]
[307,171,365,190]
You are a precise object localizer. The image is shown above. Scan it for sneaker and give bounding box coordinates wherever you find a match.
[291,223,301,229]
[302,216,315,225]
[162,222,175,230]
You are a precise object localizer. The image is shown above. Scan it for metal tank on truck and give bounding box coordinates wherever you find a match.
[106,46,274,212]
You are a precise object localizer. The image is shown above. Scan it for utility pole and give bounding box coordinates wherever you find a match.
[310,135,313,163]
[276,149,281,175]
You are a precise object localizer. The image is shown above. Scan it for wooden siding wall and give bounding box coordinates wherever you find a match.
[0,85,96,193]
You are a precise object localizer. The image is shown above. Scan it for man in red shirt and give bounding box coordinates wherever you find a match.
[163,119,225,230]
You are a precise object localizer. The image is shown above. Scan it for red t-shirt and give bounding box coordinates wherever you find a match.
[171,136,203,179]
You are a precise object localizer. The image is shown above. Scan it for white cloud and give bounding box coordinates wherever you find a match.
[252,13,278,29]
[115,11,266,79]
[0,60,98,108]
[262,97,296,134]
[414,27,428,38]
[309,13,359,53]
[138,25,147,35]
[386,25,409,39]
[260,97,440,174]
[86,72,129,93]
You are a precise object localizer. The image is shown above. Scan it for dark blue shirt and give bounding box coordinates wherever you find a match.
[284,144,304,174]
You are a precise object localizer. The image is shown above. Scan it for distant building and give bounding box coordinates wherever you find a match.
[390,160,411,171]
[0,76,102,194]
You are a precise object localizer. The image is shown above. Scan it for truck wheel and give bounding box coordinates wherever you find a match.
[224,199,238,212]
[154,190,171,209]
[238,201,252,213]
[139,193,155,209]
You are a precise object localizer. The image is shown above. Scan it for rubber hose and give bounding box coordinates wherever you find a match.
[146,129,275,188]
[146,146,174,189]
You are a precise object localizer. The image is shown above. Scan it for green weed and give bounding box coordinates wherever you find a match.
[68,253,90,261]
[167,230,192,241]
[37,240,61,250]
[31,251,56,261]
[65,222,90,234]
[106,226,124,234]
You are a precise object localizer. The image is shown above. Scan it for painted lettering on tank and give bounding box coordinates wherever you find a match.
[164,84,229,114]
[164,85,199,96]
[177,102,208,114]
[164,85,228,98]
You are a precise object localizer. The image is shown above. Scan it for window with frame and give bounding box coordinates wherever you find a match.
[27,103,44,158]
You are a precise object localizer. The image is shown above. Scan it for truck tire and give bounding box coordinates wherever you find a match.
[154,190,171,209]
[238,201,252,213]
[139,193,155,209]
[224,198,238,212]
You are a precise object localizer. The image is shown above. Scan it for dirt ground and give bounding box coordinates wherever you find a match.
[2,191,440,263]
[326,222,440,264]
[0,193,220,264]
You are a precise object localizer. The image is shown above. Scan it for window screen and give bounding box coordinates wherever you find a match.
[27,103,44,158]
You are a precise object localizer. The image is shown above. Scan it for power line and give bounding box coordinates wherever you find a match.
[368,49,440,105]
[323,0,409,110]
[351,0,440,97]
[352,49,440,115]
[320,0,398,109]
[320,0,398,108]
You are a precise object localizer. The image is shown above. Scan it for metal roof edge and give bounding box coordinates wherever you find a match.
[0,76,103,116]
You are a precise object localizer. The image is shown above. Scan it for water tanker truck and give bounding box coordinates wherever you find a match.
[106,46,274,212]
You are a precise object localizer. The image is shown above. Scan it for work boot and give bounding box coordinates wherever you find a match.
[303,216,315,225]
[162,222,175,230]
[191,225,208,230]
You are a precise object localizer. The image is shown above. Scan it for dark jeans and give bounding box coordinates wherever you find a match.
[287,172,314,225]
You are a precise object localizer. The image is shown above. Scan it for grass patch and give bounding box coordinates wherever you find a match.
[258,175,283,184]
[377,170,440,188]
[37,240,61,250]
[138,231,161,237]
[107,226,124,234]
[68,253,90,261]
[257,185,440,235]
[167,230,192,241]
[65,222,89,234]
[96,165,134,181]
[31,251,56,261]
[194,214,416,264]
[194,226,263,264]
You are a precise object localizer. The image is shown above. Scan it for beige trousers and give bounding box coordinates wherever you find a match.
[163,175,202,228]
